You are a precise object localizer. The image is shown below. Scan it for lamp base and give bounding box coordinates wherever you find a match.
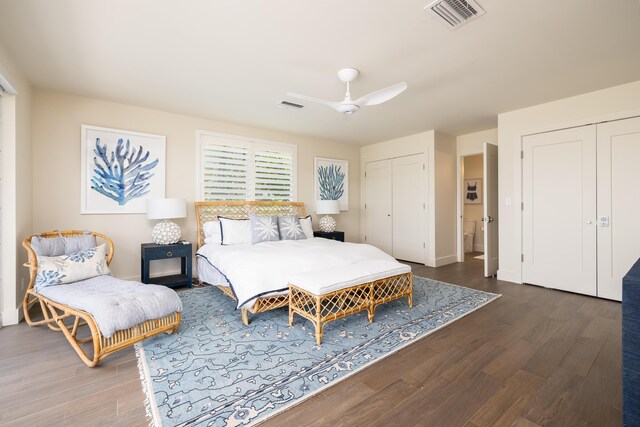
[318,215,336,232]
[152,220,181,244]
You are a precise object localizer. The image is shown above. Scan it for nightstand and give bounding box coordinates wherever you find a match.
[141,242,193,288]
[313,231,345,242]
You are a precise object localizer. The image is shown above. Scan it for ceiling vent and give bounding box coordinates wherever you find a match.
[425,0,485,29]
[279,100,304,110]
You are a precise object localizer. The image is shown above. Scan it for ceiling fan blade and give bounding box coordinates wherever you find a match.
[354,82,408,106]
[286,93,340,109]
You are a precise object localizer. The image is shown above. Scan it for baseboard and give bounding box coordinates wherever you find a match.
[435,254,458,267]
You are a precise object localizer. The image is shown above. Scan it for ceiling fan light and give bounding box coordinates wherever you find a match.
[336,104,359,115]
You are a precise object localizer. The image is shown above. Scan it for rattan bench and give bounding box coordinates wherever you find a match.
[288,263,412,344]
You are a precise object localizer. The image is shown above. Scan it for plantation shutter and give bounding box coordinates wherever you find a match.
[254,145,294,201]
[198,132,296,201]
[200,138,250,201]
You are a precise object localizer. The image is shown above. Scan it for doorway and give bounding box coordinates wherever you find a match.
[458,143,498,277]
[462,154,484,261]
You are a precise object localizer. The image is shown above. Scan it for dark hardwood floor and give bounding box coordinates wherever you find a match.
[0,256,622,426]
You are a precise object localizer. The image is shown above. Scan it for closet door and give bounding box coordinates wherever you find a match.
[392,154,427,263]
[522,126,597,296]
[597,117,640,301]
[365,159,393,254]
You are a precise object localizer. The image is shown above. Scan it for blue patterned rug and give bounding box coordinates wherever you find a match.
[135,276,500,426]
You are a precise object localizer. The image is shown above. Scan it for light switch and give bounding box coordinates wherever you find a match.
[505,197,512,206]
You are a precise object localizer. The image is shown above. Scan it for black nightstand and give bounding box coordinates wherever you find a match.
[141,242,193,288]
[313,231,345,242]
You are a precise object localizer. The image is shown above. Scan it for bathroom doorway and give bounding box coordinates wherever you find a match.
[457,143,499,277]
[462,154,484,261]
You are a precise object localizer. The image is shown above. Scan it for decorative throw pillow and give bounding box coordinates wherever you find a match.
[34,244,111,292]
[219,217,252,245]
[299,215,314,239]
[203,221,222,244]
[278,215,306,240]
[63,233,97,255]
[31,235,66,257]
[249,215,280,244]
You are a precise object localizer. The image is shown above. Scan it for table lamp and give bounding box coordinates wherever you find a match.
[316,199,340,232]
[147,198,187,244]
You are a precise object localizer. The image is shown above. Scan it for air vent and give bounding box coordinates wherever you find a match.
[425,0,485,29]
[279,100,304,110]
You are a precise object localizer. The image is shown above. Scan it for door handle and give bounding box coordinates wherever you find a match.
[484,216,494,223]
[586,220,592,225]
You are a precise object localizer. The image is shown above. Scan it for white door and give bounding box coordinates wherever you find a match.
[392,154,427,263]
[522,126,597,296]
[597,117,640,301]
[365,159,393,254]
[483,143,498,277]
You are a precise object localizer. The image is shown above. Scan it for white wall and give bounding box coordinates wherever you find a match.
[498,80,640,284]
[32,90,361,280]
[360,130,457,267]
[0,40,32,326]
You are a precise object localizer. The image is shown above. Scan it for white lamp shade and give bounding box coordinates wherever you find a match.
[147,198,187,220]
[316,199,340,215]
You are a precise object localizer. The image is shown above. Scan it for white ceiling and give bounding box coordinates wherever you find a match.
[0,0,639,145]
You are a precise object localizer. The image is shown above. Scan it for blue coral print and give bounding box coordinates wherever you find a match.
[34,270,65,291]
[66,247,97,263]
[317,164,345,200]
[91,137,159,205]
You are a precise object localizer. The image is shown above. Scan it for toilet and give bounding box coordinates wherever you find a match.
[463,221,476,253]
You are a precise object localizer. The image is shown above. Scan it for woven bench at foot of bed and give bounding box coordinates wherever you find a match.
[289,272,413,345]
[216,285,289,325]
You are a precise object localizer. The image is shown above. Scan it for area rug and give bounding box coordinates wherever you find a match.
[135,276,500,426]
[474,254,485,260]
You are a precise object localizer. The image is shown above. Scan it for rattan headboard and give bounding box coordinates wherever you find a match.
[195,201,308,249]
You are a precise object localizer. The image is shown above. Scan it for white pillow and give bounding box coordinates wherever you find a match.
[219,217,252,245]
[300,215,314,239]
[34,244,111,292]
[203,220,222,244]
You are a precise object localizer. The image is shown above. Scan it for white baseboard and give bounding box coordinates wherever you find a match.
[435,254,458,267]
[473,244,484,253]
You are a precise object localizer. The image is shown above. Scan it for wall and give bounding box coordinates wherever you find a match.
[498,80,640,284]
[0,40,32,326]
[31,90,361,280]
[463,154,483,252]
[433,131,457,265]
[360,130,457,267]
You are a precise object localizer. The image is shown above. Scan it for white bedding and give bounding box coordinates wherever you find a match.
[196,237,407,309]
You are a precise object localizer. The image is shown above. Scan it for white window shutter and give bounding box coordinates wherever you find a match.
[198,133,296,202]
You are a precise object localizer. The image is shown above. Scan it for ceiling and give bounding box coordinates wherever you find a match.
[0,0,639,145]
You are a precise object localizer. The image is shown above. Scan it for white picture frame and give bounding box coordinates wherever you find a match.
[464,178,482,204]
[314,157,349,211]
[81,125,166,214]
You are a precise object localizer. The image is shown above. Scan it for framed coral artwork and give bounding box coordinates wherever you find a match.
[80,125,166,214]
[314,157,348,211]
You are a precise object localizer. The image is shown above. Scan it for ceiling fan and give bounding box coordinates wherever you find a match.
[286,68,407,115]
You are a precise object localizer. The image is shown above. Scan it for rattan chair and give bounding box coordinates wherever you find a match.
[22,230,181,367]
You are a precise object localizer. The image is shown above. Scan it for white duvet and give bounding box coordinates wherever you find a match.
[197,238,403,309]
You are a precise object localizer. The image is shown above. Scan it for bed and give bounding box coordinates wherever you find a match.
[195,201,411,325]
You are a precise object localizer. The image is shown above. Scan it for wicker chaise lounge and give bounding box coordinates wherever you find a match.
[23,230,182,367]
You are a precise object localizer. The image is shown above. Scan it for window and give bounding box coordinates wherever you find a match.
[197,131,296,201]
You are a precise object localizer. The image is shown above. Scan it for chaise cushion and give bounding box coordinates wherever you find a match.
[38,275,183,338]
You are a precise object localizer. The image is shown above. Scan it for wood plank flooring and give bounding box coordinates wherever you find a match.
[0,256,622,426]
